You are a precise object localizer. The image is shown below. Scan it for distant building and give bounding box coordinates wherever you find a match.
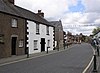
[50,20,64,50]
[66,32,83,44]
[93,31,100,43]
[93,31,100,39]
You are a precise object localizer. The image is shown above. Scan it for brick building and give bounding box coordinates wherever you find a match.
[0,0,54,58]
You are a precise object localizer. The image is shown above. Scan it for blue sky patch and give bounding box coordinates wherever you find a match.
[69,0,85,12]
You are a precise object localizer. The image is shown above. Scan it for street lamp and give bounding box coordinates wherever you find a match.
[57,28,59,51]
[27,47,29,58]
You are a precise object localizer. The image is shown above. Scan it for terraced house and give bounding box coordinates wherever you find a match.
[0,0,54,58]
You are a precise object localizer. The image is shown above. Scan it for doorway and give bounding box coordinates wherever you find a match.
[41,38,45,52]
[11,37,17,55]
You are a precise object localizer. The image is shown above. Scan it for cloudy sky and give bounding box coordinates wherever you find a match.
[15,0,100,36]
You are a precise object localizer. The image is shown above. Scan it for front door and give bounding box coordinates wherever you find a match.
[11,37,17,55]
[41,38,45,52]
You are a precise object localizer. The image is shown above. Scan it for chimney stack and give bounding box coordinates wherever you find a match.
[37,10,44,17]
[8,0,14,4]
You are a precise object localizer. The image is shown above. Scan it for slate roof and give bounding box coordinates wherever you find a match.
[0,0,51,26]
[50,21,63,30]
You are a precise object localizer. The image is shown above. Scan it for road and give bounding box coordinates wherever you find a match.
[0,43,93,73]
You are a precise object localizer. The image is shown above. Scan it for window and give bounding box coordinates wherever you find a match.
[0,34,4,44]
[34,40,38,50]
[19,39,24,48]
[46,26,49,35]
[11,19,18,27]
[47,40,50,48]
[36,23,39,34]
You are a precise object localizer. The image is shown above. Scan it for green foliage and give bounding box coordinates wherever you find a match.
[92,27,100,35]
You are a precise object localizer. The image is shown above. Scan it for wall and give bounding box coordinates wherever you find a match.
[27,20,54,54]
[0,12,25,58]
[55,27,64,49]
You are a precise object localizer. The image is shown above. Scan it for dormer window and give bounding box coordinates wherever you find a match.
[11,19,18,28]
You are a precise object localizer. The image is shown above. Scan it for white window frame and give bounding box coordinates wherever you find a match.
[34,40,38,50]
[11,18,18,28]
[46,26,49,35]
[36,23,39,34]
[19,39,24,48]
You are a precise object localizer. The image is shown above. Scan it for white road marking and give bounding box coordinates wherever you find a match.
[82,44,95,73]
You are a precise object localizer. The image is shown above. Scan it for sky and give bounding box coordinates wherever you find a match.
[15,0,100,36]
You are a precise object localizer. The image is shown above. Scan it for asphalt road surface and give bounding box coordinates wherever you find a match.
[0,43,93,73]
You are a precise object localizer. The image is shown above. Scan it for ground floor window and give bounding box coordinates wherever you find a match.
[34,40,38,50]
[19,39,24,48]
[0,34,4,44]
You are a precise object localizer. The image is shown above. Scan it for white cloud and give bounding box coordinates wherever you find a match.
[82,0,100,12]
[62,12,98,35]
[78,12,100,24]
[15,0,69,20]
[67,0,78,6]
[15,0,99,36]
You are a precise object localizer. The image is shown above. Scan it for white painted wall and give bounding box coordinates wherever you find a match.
[97,32,100,38]
[27,20,54,54]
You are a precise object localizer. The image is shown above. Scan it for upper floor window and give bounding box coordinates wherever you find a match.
[36,23,39,34]
[11,19,18,28]
[46,26,49,35]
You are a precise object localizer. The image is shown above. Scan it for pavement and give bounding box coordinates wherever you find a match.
[0,46,70,66]
[92,53,100,73]
[86,46,100,73]
[0,44,100,73]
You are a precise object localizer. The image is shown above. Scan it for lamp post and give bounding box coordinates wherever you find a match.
[27,47,29,58]
[57,28,59,51]
[93,55,97,72]
[93,49,97,72]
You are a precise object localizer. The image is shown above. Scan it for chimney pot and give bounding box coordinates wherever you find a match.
[37,10,44,17]
[8,0,14,4]
[38,10,41,13]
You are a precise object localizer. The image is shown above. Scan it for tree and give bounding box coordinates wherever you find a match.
[92,27,100,35]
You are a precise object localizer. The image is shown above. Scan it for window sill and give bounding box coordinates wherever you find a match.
[46,34,49,35]
[34,48,38,50]
[36,33,40,35]
[47,47,50,48]
[11,27,18,28]
[0,42,4,44]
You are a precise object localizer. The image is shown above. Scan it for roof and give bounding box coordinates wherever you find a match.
[50,20,63,30]
[0,0,52,26]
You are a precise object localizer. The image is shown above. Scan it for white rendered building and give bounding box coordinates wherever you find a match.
[27,20,54,54]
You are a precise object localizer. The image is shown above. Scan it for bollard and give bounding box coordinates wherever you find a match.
[27,53,29,58]
[57,47,59,51]
[97,48,99,56]
[47,47,48,54]
[93,55,97,72]
[27,48,29,58]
